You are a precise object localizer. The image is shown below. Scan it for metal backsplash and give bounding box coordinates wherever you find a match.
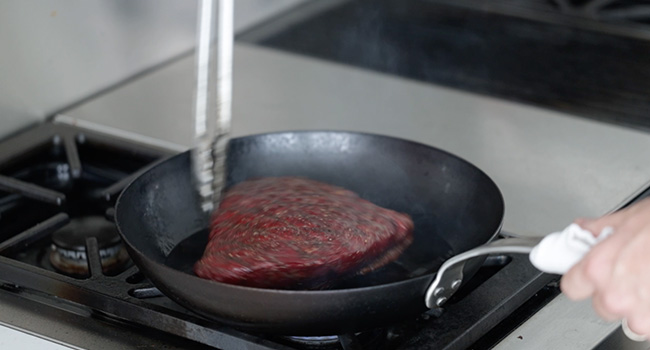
[0,0,306,139]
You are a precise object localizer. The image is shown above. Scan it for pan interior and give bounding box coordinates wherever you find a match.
[117,131,503,291]
[164,226,453,290]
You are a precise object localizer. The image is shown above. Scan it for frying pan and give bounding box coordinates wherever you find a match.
[115,131,506,335]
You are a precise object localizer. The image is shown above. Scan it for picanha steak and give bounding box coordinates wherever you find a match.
[194,177,414,289]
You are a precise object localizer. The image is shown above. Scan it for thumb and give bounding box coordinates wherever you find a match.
[575,214,623,238]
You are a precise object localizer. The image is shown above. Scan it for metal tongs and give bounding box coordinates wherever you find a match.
[192,0,234,212]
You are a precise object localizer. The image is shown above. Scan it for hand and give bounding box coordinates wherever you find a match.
[561,197,650,337]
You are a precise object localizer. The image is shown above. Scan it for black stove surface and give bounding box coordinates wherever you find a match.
[0,122,559,349]
[239,0,650,132]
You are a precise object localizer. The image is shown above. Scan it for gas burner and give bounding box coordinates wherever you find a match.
[282,330,405,349]
[49,216,130,277]
[284,335,340,347]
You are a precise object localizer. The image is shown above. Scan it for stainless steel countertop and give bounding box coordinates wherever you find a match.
[0,291,215,350]
[495,294,648,349]
[0,0,309,140]
[64,43,650,237]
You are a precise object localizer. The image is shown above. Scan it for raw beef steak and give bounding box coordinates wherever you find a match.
[194,177,414,289]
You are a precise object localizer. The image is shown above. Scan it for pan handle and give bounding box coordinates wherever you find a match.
[425,236,543,309]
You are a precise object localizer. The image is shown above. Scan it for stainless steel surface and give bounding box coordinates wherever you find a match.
[0,288,213,350]
[425,236,543,309]
[193,0,218,212]
[53,115,186,153]
[193,0,217,210]
[0,0,196,140]
[0,0,307,140]
[0,321,81,350]
[64,43,650,237]
[494,294,650,350]
[211,0,234,209]
[192,0,234,212]
[0,116,41,141]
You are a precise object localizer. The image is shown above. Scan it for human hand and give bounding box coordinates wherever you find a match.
[561,197,650,337]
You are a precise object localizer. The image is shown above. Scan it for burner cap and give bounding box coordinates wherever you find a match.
[49,216,129,277]
[52,216,120,250]
[284,335,340,346]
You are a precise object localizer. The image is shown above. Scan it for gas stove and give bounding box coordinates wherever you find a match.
[3,0,650,347]
[0,119,563,349]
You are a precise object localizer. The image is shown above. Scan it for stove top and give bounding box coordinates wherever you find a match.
[0,120,560,349]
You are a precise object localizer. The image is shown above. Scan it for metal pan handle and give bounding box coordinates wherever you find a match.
[425,236,543,309]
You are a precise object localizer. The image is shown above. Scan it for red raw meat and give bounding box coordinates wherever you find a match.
[194,177,414,289]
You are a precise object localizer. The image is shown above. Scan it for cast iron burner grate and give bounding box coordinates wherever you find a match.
[0,121,558,350]
[0,122,166,277]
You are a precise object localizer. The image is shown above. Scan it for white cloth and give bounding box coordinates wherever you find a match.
[529,223,613,275]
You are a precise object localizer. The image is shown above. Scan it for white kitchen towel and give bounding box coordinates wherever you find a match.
[529,223,613,275]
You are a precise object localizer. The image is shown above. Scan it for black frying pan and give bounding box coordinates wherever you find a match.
[115,131,504,335]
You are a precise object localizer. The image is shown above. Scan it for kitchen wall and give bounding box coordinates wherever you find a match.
[0,0,306,139]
